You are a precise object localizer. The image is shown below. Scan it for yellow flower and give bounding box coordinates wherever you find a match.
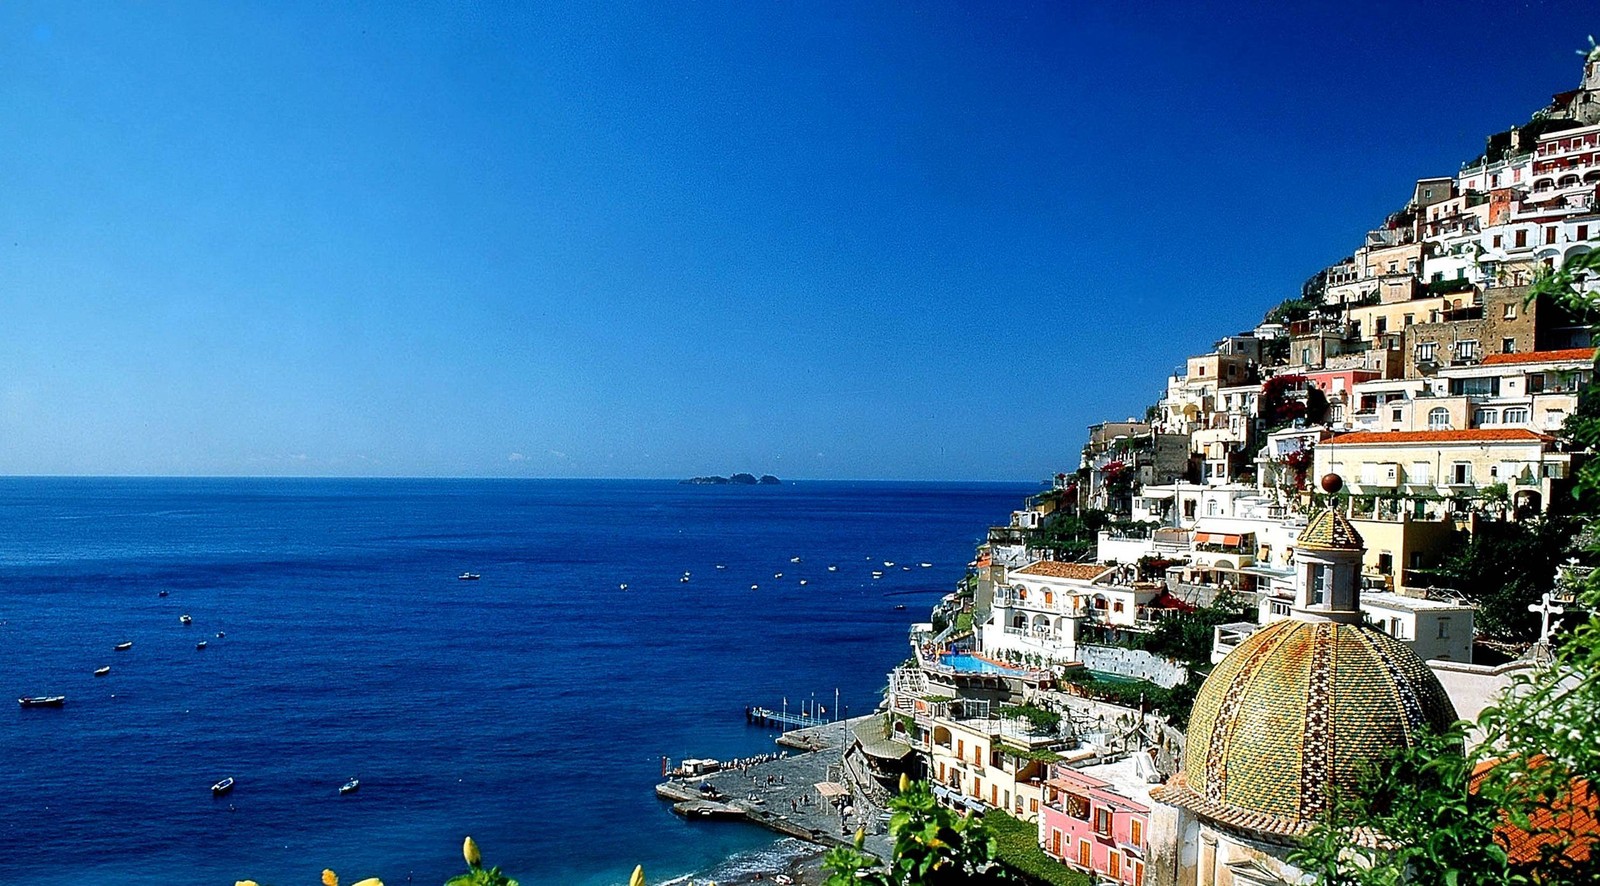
[898,773,910,793]
[463,835,482,867]
[235,881,260,886]
[854,828,865,849]
[629,864,647,886]
[350,879,384,886]
[322,870,339,886]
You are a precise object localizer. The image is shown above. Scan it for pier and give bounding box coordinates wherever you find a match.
[657,714,892,862]
[746,705,830,731]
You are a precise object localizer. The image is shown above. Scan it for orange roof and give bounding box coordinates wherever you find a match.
[1013,561,1108,580]
[1327,429,1553,446]
[1480,348,1595,366]
[1471,757,1598,866]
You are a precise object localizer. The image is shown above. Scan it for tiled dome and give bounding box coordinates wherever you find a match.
[1298,509,1364,551]
[1153,619,1456,838]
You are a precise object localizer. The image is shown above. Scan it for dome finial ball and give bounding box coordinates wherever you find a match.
[1320,473,1343,494]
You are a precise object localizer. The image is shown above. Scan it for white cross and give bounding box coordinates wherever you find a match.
[1529,592,1567,645]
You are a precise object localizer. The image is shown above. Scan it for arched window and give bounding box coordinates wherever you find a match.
[1428,407,1451,430]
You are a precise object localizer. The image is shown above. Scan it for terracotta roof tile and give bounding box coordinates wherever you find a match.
[1480,348,1595,366]
[1327,429,1553,446]
[1014,561,1109,580]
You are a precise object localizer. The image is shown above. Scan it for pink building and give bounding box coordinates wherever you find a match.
[1040,763,1151,885]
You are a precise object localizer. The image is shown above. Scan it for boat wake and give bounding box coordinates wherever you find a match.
[651,838,816,885]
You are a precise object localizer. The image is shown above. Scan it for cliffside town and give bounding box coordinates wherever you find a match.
[859,44,1600,886]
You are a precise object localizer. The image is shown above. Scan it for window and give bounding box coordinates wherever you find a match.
[1377,552,1393,574]
[1094,807,1113,837]
[1130,818,1143,848]
[1134,860,1146,886]
[1391,407,1403,422]
[957,739,963,759]
[1475,408,1499,426]
[1375,317,1388,335]
[1197,365,1205,376]
[1455,340,1480,361]
[1416,342,1437,362]
[1388,261,1398,273]
[1547,227,1558,245]
[1516,229,1528,248]
[1302,347,1312,364]
[1411,462,1432,484]
[1438,617,1451,639]
[1109,851,1122,879]
[1580,224,1590,241]
[1428,407,1451,430]
[1404,313,1414,326]
[1077,840,1092,868]
[1452,462,1472,484]
[1504,302,1517,319]
[1388,616,1405,638]
[1504,407,1530,424]
[972,777,981,799]
[1311,564,1328,605]
[1050,828,1062,858]
[1451,376,1499,396]
[1493,234,1503,248]
[1503,337,1516,353]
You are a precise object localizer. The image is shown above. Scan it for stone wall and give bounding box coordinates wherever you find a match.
[1077,644,1190,688]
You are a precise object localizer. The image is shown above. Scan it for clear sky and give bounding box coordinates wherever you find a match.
[2,2,1595,480]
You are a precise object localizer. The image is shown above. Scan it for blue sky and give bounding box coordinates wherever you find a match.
[1,2,1595,480]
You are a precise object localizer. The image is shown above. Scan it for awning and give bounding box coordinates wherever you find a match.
[1140,489,1176,499]
[1194,532,1242,546]
[815,781,849,799]
[855,731,916,761]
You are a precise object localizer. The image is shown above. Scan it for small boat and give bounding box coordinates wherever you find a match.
[920,563,932,568]
[114,641,133,651]
[680,575,690,583]
[18,696,65,708]
[715,564,725,570]
[215,631,225,639]
[158,590,169,597]
[871,571,884,579]
[179,615,192,625]
[902,566,911,571]
[894,604,907,611]
[94,666,111,677]
[789,556,801,563]
[339,778,360,795]
[750,584,759,590]
[211,777,235,796]
[619,583,629,591]
[884,561,895,567]
[798,579,808,586]
[458,572,480,581]
[774,572,783,578]
[827,565,837,572]
[196,641,208,650]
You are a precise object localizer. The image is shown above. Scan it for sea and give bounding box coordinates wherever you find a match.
[0,477,1036,886]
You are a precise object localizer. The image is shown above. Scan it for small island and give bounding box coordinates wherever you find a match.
[680,474,782,485]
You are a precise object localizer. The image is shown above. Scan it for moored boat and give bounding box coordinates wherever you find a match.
[196,641,208,650]
[114,641,133,651]
[458,572,480,581]
[158,590,169,597]
[94,666,111,677]
[211,777,235,796]
[18,696,65,708]
[180,614,192,625]
[340,778,360,795]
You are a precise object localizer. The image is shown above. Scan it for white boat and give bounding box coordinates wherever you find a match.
[883,561,895,567]
[619,583,628,591]
[789,557,801,563]
[18,696,65,708]
[216,631,226,639]
[920,562,932,568]
[871,571,884,579]
[179,615,192,625]
[774,572,783,578]
[94,666,111,677]
[827,565,837,571]
[158,590,169,597]
[679,576,689,583]
[114,641,133,651]
[196,641,208,650]
[750,584,759,590]
[340,778,360,795]
[211,777,235,796]
[798,579,808,586]
[458,573,481,581]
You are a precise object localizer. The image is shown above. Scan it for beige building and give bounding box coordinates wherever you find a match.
[928,709,1060,821]
[1313,427,1570,514]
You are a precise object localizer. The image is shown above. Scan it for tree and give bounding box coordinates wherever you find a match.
[822,778,1010,886]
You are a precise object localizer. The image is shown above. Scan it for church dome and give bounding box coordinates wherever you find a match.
[1297,509,1363,551]
[1153,619,1456,838]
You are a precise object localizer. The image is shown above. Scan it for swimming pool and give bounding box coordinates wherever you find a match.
[939,654,1029,676]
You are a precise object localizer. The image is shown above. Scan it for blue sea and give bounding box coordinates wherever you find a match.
[0,478,1033,886]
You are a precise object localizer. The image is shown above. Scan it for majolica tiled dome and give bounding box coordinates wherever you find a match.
[1297,509,1364,551]
[1153,619,1456,837]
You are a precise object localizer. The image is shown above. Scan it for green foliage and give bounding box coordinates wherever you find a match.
[996,704,1061,736]
[1031,509,1110,560]
[1058,671,1199,728]
[1266,296,1320,325]
[984,810,1090,886]
[821,780,1009,885]
[1426,516,1578,640]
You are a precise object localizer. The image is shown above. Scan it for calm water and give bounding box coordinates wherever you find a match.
[0,478,1032,886]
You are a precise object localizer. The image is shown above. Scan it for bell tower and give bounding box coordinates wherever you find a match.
[1291,509,1365,625]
